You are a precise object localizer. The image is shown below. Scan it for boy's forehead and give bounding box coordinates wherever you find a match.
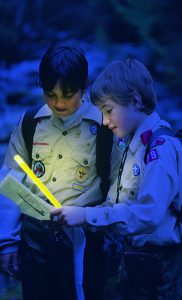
[97,99,114,109]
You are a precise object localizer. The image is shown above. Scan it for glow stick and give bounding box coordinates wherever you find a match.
[14,155,61,208]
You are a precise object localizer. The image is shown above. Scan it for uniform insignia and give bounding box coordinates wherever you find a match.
[76,166,89,183]
[133,164,140,176]
[151,137,165,148]
[140,130,152,145]
[146,149,158,164]
[33,161,45,178]
[90,124,97,135]
[75,130,81,138]
[33,142,49,146]
[72,183,86,192]
[117,139,127,152]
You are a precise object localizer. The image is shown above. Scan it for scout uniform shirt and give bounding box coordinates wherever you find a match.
[85,111,182,247]
[0,96,121,253]
[3,97,121,206]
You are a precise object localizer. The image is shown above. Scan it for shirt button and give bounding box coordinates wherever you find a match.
[36,154,40,159]
[84,160,88,165]
[52,177,56,182]
[62,131,67,136]
[92,218,97,224]
[58,154,63,159]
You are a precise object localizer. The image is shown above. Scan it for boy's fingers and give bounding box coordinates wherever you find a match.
[50,208,62,215]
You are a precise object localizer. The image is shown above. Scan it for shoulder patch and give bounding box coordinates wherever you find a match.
[146,148,158,164]
[151,137,165,149]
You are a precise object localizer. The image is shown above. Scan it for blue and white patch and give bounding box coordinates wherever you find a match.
[33,161,45,178]
[90,124,97,135]
[133,164,140,176]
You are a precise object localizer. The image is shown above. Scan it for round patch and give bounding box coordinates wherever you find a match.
[90,124,97,135]
[133,164,140,176]
[76,166,89,183]
[33,161,45,178]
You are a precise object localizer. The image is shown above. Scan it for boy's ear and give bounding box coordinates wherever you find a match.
[133,93,143,111]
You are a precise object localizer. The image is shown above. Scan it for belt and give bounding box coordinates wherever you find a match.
[22,214,64,231]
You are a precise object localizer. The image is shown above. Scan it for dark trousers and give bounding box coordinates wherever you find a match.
[120,243,182,300]
[20,215,105,300]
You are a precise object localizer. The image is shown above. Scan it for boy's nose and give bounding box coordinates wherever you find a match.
[56,98,66,107]
[103,115,110,126]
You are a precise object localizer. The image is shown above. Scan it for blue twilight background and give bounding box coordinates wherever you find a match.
[0,0,182,299]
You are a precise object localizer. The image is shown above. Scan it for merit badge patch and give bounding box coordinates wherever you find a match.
[33,161,45,178]
[133,164,140,176]
[146,149,158,164]
[76,166,89,183]
[90,124,97,135]
[72,183,86,192]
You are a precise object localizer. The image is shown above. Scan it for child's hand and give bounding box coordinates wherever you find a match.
[50,206,86,226]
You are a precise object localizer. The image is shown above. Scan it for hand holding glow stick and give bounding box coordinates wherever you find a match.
[14,155,61,208]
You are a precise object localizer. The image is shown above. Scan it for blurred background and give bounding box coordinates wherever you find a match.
[0,0,182,167]
[0,0,182,299]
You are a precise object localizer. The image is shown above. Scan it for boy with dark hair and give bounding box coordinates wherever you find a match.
[0,43,120,300]
[52,59,182,300]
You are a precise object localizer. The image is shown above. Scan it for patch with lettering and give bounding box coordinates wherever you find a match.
[146,149,158,164]
[151,137,165,149]
[33,161,45,178]
[76,166,89,183]
[33,142,49,146]
[72,183,86,192]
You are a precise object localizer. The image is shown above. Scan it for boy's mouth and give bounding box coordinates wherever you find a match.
[110,126,117,133]
[54,108,68,112]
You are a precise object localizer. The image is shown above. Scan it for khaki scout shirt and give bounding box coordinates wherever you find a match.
[85,111,182,247]
[3,97,120,207]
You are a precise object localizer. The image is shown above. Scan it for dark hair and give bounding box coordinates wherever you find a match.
[91,59,157,114]
[38,42,88,95]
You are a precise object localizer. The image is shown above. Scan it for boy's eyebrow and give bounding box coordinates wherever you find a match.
[100,104,112,109]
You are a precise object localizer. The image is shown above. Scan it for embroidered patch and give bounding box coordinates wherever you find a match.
[33,142,49,146]
[72,183,86,192]
[117,139,127,152]
[90,124,97,135]
[133,164,140,176]
[33,161,45,178]
[75,130,81,138]
[140,130,153,145]
[76,166,89,183]
[151,137,165,149]
[146,149,158,164]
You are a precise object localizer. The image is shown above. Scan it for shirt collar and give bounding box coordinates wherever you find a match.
[34,94,102,128]
[129,111,169,154]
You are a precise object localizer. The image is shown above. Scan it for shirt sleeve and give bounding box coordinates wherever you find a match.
[85,138,180,236]
[0,115,28,253]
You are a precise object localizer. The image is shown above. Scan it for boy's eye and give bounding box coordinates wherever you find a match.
[46,93,55,98]
[64,93,75,99]
[107,108,112,114]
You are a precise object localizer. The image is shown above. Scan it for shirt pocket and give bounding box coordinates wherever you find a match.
[71,153,96,187]
[121,178,140,201]
[31,145,53,182]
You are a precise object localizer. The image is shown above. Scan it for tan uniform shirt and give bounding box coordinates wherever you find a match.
[2,98,120,207]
